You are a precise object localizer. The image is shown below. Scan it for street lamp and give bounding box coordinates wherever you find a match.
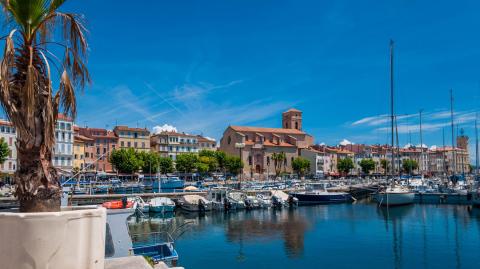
[235,142,245,189]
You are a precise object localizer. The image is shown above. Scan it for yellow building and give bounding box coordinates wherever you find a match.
[73,134,93,170]
[113,126,150,152]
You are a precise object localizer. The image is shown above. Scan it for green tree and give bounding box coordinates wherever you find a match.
[175,153,198,173]
[292,157,310,178]
[0,0,90,212]
[195,162,210,174]
[214,151,227,172]
[402,159,418,173]
[271,152,286,178]
[198,156,218,173]
[380,159,389,176]
[225,155,243,176]
[0,138,10,164]
[137,151,160,174]
[198,149,216,158]
[158,157,174,175]
[109,148,142,174]
[359,158,376,175]
[337,158,354,176]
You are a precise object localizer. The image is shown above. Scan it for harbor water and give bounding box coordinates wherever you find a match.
[125,202,480,269]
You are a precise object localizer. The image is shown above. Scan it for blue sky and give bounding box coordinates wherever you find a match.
[59,0,479,157]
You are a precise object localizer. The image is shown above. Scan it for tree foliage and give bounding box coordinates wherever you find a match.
[271,152,286,177]
[225,155,243,175]
[380,159,389,175]
[137,151,161,174]
[175,153,198,173]
[337,158,354,175]
[359,158,376,174]
[402,159,418,173]
[109,148,142,174]
[0,138,10,164]
[292,157,310,177]
[159,157,174,174]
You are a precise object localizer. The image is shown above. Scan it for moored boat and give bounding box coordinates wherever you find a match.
[179,194,213,212]
[149,197,176,213]
[374,186,415,206]
[290,183,353,205]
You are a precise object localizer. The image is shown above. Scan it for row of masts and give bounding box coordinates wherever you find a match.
[388,40,479,180]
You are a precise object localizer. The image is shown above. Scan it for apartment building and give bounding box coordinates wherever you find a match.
[114,126,150,152]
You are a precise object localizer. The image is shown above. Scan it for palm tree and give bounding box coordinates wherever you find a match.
[271,152,286,180]
[0,0,89,212]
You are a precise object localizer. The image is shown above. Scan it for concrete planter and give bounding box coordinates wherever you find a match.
[0,206,106,269]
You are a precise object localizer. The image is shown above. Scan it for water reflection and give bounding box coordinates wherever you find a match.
[123,205,480,269]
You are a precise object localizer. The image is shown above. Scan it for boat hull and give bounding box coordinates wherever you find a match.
[150,205,175,213]
[374,192,415,206]
[290,193,353,205]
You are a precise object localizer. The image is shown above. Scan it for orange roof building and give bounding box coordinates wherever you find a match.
[219,108,314,179]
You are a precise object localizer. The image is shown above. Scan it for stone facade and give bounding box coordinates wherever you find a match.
[219,108,314,179]
[113,126,150,152]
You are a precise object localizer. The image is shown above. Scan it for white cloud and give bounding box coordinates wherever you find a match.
[403,143,413,149]
[203,136,216,141]
[430,145,438,150]
[319,142,326,146]
[416,143,428,148]
[339,139,353,146]
[153,124,177,134]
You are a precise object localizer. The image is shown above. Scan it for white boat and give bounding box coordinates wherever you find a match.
[132,197,150,213]
[256,193,272,208]
[271,190,294,207]
[227,191,247,210]
[374,186,415,206]
[179,194,213,212]
[244,196,261,209]
[207,187,229,211]
[149,197,175,213]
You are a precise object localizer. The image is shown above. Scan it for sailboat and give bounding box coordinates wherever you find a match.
[375,40,415,206]
[472,113,480,207]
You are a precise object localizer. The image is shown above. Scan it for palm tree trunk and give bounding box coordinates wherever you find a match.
[16,134,61,212]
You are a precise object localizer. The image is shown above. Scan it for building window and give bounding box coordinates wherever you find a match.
[248,156,252,165]
[127,142,131,147]
[8,137,12,146]
[227,136,231,145]
[142,142,145,148]
[121,141,124,147]
[134,142,138,148]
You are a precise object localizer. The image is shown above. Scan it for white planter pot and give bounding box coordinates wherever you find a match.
[0,206,106,269]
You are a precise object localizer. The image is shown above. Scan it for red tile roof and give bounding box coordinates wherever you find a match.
[114,126,150,133]
[57,113,73,121]
[230,125,305,135]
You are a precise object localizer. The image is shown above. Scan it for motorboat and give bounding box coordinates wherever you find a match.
[256,193,272,208]
[207,187,229,210]
[102,198,133,209]
[132,197,150,213]
[149,197,175,213]
[129,232,178,265]
[374,185,415,206]
[271,190,296,208]
[227,191,247,210]
[290,183,353,205]
[179,194,213,212]
[244,195,261,209]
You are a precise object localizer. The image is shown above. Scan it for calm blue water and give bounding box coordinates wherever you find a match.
[127,203,480,269]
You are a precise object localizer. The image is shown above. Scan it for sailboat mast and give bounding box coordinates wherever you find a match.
[475,113,479,177]
[419,109,424,176]
[390,40,395,179]
[450,89,456,178]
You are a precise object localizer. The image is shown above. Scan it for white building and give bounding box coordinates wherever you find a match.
[53,114,74,171]
[0,119,17,180]
[150,132,199,161]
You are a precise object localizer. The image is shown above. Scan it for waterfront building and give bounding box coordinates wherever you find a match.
[78,127,118,172]
[301,148,334,178]
[0,119,16,181]
[53,114,74,172]
[113,126,150,152]
[428,146,470,176]
[220,108,314,179]
[197,135,217,151]
[73,131,94,171]
[150,132,199,160]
